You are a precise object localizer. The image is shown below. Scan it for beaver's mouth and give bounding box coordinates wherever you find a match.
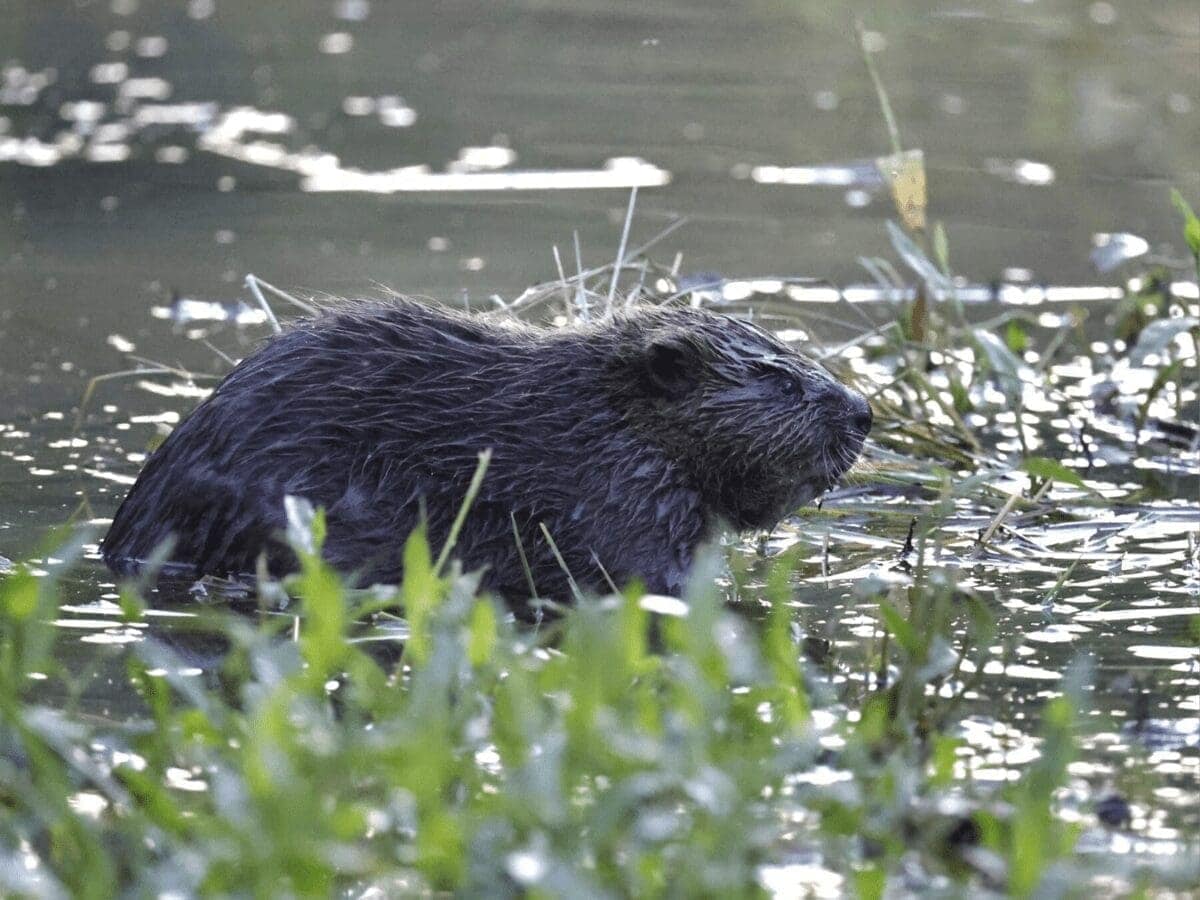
[737,432,868,527]
[818,433,866,487]
[786,442,864,507]
[785,476,833,511]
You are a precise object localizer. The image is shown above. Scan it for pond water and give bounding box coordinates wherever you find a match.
[2,0,1198,889]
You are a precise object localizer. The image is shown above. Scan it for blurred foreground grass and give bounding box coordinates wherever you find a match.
[3,479,1199,898]
[0,513,1113,897]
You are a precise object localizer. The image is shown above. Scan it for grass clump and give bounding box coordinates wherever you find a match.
[0,520,818,896]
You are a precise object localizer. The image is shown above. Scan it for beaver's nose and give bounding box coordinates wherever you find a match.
[847,393,872,437]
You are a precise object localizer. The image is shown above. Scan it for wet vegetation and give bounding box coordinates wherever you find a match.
[2,2,1199,897]
[0,499,1191,896]
[1,186,1197,895]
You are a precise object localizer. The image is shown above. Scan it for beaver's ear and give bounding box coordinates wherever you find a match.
[642,335,700,399]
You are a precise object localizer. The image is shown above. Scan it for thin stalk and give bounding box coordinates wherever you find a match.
[510,512,539,600]
[855,18,903,157]
[434,449,492,576]
[975,477,1052,551]
[539,522,584,603]
[573,229,588,318]
[74,366,218,433]
[244,275,281,333]
[608,185,638,313]
[245,274,316,315]
[552,243,576,322]
[201,340,237,367]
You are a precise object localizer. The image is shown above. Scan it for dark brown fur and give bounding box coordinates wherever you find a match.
[102,301,871,600]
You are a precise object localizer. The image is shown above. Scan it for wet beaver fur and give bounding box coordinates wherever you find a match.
[102,300,871,600]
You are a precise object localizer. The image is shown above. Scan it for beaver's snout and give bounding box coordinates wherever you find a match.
[812,382,871,488]
[843,391,873,441]
[811,380,872,441]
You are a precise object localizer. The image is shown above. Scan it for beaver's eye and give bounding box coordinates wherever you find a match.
[762,369,803,398]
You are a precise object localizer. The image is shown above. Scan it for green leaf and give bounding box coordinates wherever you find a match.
[854,865,886,900]
[886,219,952,293]
[1,569,39,620]
[856,692,891,745]
[297,555,347,679]
[930,734,961,787]
[971,327,1025,402]
[948,376,971,414]
[467,599,496,667]
[434,448,491,576]
[932,220,951,277]
[1170,188,1200,259]
[284,494,322,558]
[1005,320,1028,354]
[879,600,919,656]
[401,525,441,666]
[618,584,648,675]
[1137,358,1184,432]
[1129,317,1198,367]
[118,585,144,620]
[1020,457,1090,492]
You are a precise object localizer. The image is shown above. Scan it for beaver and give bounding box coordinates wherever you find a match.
[101,300,871,600]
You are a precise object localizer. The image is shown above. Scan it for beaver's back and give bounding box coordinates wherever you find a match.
[101,300,689,595]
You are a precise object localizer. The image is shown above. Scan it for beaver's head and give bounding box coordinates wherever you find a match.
[616,310,871,530]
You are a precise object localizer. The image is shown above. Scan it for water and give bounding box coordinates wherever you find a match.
[2,0,1199,886]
